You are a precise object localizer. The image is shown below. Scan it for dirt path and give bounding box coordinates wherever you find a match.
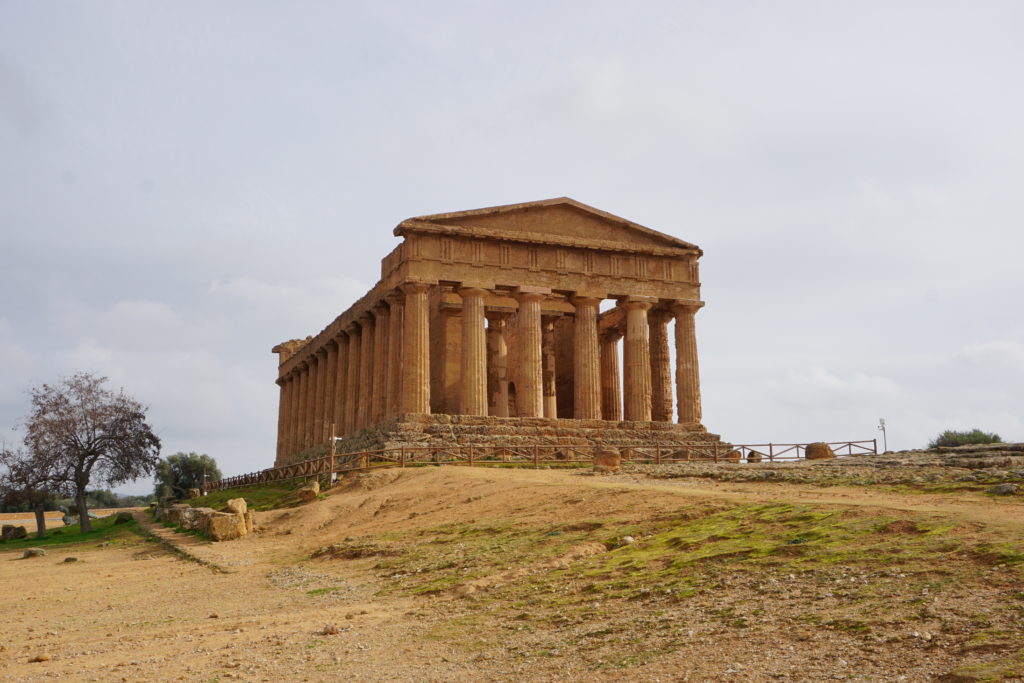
[1,467,1021,682]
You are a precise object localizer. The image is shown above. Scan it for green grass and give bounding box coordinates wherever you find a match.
[0,514,142,550]
[188,479,308,511]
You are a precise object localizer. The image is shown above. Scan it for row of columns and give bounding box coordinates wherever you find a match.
[275,282,703,463]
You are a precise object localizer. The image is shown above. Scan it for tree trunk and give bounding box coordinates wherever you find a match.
[33,505,47,539]
[76,489,92,533]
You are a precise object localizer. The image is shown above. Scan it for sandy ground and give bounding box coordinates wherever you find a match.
[1,467,1022,682]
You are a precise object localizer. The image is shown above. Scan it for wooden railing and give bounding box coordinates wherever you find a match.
[207,439,877,492]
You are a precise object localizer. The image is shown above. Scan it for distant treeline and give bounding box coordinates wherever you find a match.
[0,488,156,513]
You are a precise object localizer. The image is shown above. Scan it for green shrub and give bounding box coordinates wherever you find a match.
[928,429,1003,449]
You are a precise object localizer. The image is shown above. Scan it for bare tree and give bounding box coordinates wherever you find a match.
[24,373,161,532]
[0,445,69,539]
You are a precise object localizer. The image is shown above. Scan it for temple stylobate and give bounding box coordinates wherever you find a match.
[272,197,723,466]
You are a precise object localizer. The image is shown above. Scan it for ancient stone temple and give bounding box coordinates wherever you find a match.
[271,198,725,466]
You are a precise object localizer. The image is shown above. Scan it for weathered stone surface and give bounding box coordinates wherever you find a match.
[188,488,202,499]
[746,450,763,463]
[805,442,835,460]
[269,199,716,469]
[593,448,621,473]
[225,498,247,515]
[988,483,1020,496]
[298,480,320,503]
[205,512,243,541]
[724,450,742,462]
[244,510,255,534]
[23,547,46,558]
[2,524,28,541]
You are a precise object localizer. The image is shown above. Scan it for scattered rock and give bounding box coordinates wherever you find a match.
[320,623,341,635]
[806,442,836,460]
[620,535,636,546]
[28,654,51,663]
[593,448,621,473]
[746,450,763,463]
[22,548,46,558]
[209,613,219,618]
[987,483,1020,495]
[63,557,78,563]
[2,524,28,541]
[114,511,133,524]
[225,498,247,515]
[298,480,320,503]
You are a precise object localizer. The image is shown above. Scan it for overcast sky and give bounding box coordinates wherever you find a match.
[2,2,1021,493]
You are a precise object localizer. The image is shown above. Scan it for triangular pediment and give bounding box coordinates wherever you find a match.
[397,198,698,252]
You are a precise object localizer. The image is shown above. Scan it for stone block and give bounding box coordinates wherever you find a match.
[805,442,836,460]
[3,524,28,541]
[224,498,247,515]
[205,512,243,541]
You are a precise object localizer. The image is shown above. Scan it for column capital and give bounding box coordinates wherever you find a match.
[649,307,674,324]
[620,296,657,311]
[315,347,328,358]
[383,289,405,306]
[371,301,389,316]
[345,321,360,335]
[569,295,602,308]
[457,285,490,299]
[400,280,433,296]
[357,311,375,327]
[670,300,705,316]
[600,327,624,343]
[485,309,513,323]
[514,285,551,303]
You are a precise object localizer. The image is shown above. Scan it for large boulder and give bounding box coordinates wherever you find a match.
[163,503,192,526]
[723,450,743,463]
[224,498,247,515]
[593,448,621,473]
[298,480,320,503]
[805,442,836,460]
[188,488,202,499]
[746,450,764,463]
[205,512,244,541]
[2,524,28,541]
[23,548,46,558]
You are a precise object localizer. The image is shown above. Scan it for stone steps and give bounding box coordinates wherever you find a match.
[330,414,728,456]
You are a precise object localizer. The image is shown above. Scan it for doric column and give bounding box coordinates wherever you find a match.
[672,300,705,424]
[312,348,327,444]
[514,287,547,417]
[305,354,318,448]
[323,341,338,441]
[371,303,389,425]
[649,308,674,422]
[622,297,655,421]
[289,370,303,458]
[332,333,348,436]
[600,329,623,421]
[400,281,431,414]
[384,291,404,418]
[486,312,510,417]
[275,377,288,465]
[458,287,489,416]
[356,313,375,431]
[541,315,558,418]
[344,324,361,434]
[571,296,602,419]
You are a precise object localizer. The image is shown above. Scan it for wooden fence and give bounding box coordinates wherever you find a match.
[208,439,877,492]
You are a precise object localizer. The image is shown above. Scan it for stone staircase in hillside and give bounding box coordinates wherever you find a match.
[330,413,730,455]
